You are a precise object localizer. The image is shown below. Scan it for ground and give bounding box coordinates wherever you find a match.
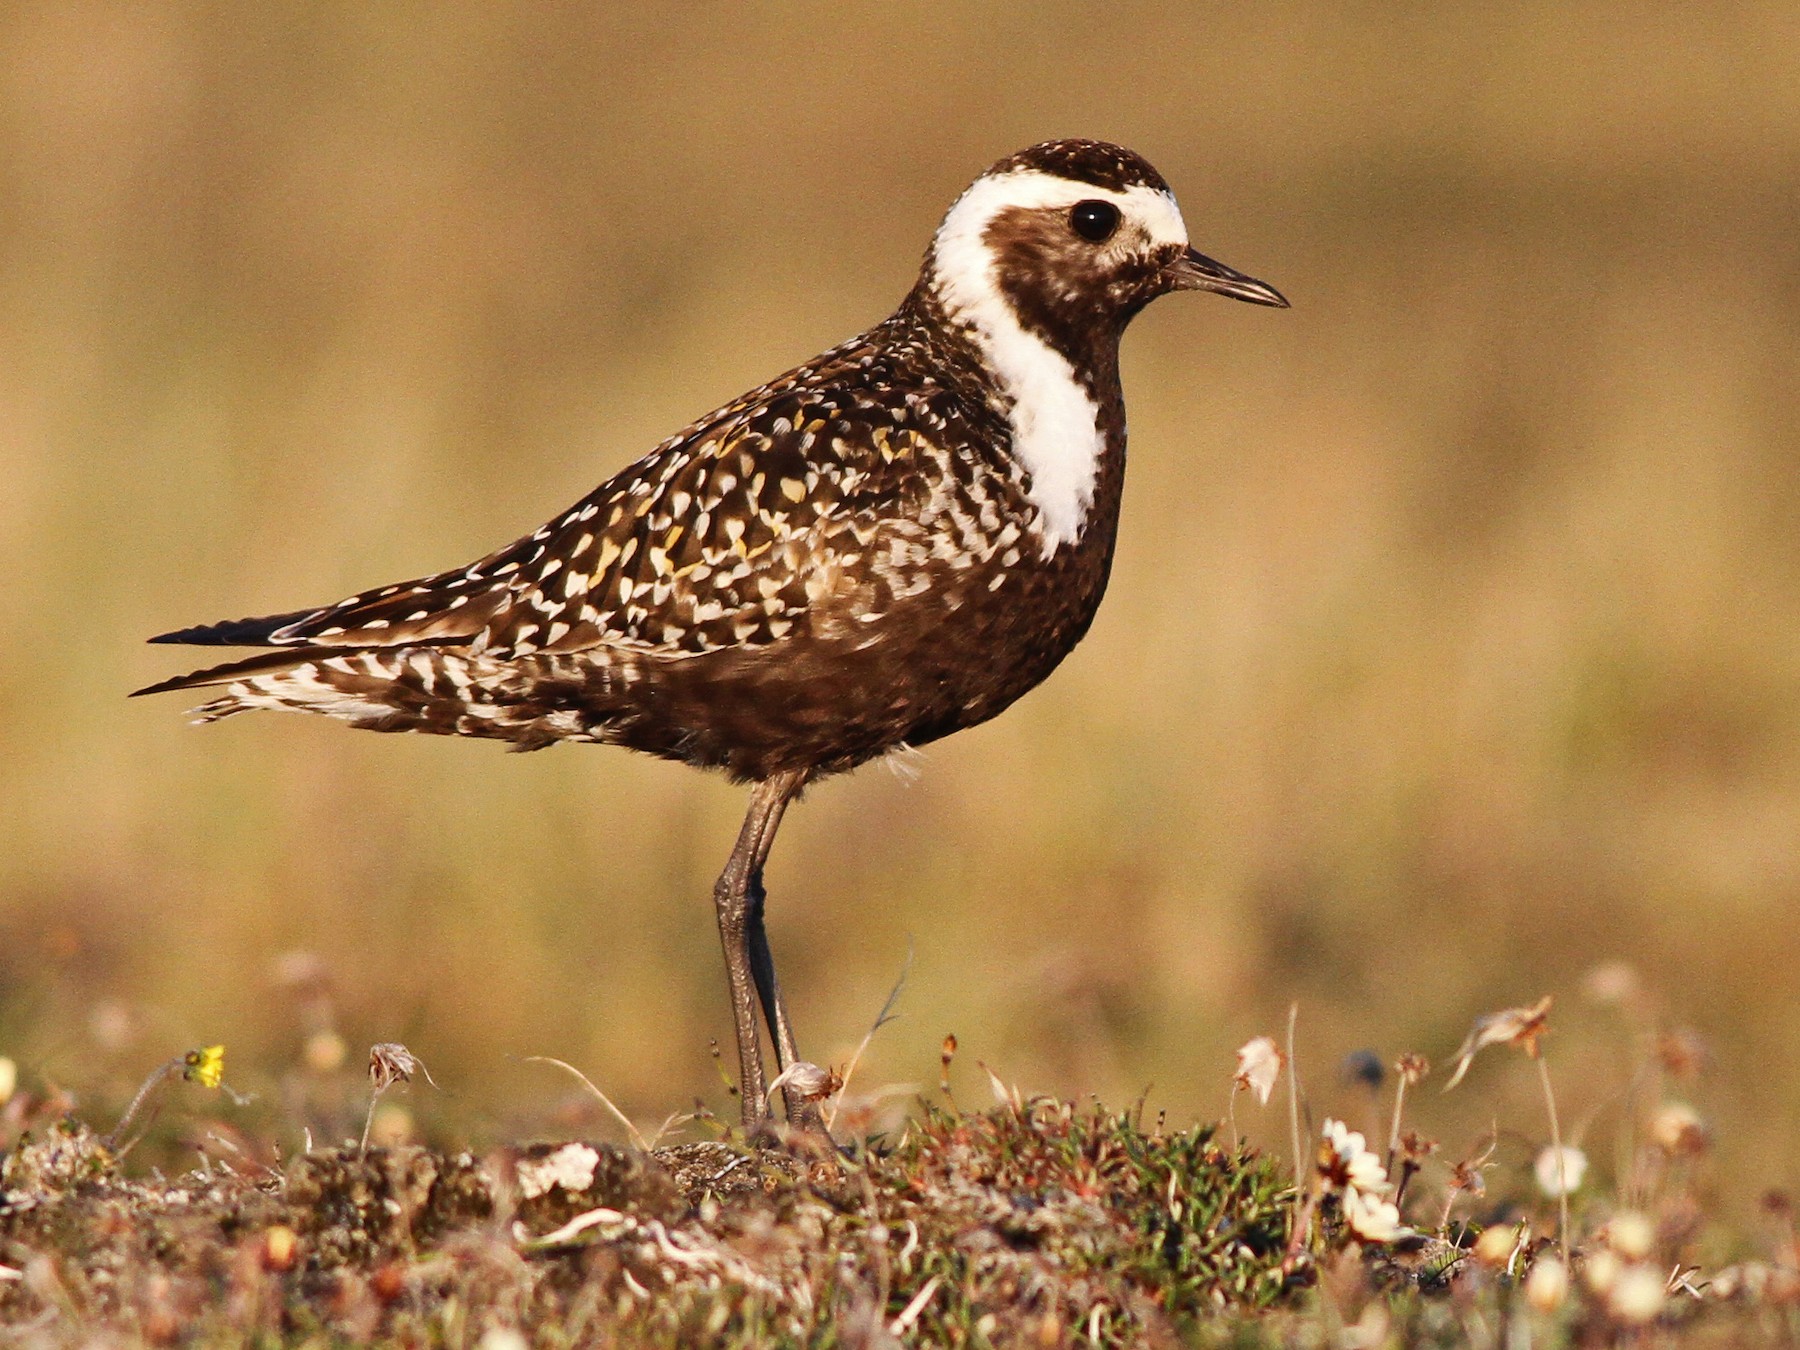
[0,1088,1793,1348]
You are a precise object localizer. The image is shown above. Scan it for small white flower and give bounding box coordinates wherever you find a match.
[1607,1265,1666,1324]
[1604,1212,1655,1260]
[1526,1257,1571,1312]
[1343,1187,1413,1243]
[1232,1036,1284,1105]
[1321,1120,1389,1194]
[1318,1119,1415,1243]
[1534,1144,1587,1198]
[1648,1102,1707,1156]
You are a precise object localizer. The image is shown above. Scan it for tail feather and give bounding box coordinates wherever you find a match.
[134,644,645,749]
[147,609,323,646]
[131,647,342,698]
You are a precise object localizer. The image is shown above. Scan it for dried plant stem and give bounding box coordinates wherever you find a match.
[1286,1186,1320,1259]
[1283,1003,1313,1249]
[1285,1003,1303,1193]
[1227,1085,1240,1148]
[104,1059,181,1154]
[525,1056,650,1152]
[1385,1077,1409,1174]
[1537,1055,1569,1247]
[825,945,910,1131]
[358,1095,382,1157]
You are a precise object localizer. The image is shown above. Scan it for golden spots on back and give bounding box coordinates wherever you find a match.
[297,322,1066,668]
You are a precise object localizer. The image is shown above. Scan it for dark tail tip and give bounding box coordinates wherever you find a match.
[146,608,315,647]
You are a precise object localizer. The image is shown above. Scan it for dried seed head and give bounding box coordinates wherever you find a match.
[1648,1101,1708,1157]
[767,1061,841,1104]
[368,1043,434,1092]
[1656,1028,1709,1081]
[1398,1130,1438,1164]
[1449,1158,1488,1199]
[1233,1035,1284,1106]
[1444,995,1552,1090]
[1395,1053,1429,1086]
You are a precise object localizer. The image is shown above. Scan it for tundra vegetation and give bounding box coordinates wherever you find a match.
[0,986,1791,1347]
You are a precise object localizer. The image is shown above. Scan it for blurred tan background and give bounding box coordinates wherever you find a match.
[3,3,1797,1219]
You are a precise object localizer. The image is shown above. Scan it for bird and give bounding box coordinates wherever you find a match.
[136,139,1287,1135]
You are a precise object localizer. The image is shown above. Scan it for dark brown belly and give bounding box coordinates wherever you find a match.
[580,550,1111,781]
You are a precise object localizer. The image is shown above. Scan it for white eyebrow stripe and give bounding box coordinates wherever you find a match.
[933,170,1190,253]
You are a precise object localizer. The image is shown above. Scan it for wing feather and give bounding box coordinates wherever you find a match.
[145,326,984,671]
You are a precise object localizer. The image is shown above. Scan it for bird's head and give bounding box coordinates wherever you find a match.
[923,140,1287,369]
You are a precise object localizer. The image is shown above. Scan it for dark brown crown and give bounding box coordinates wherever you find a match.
[985,140,1172,196]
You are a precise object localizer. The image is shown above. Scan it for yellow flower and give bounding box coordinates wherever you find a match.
[183,1044,226,1089]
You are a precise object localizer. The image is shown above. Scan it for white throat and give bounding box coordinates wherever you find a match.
[928,169,1187,555]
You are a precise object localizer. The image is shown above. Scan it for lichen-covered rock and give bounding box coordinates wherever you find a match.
[655,1139,800,1204]
[0,1118,114,1198]
[504,1140,683,1235]
[284,1146,493,1267]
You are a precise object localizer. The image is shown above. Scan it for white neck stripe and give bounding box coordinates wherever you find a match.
[927,171,1188,554]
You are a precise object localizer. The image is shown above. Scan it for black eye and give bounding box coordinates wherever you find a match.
[1069,199,1121,243]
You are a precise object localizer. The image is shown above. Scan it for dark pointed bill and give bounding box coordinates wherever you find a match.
[1166,246,1289,308]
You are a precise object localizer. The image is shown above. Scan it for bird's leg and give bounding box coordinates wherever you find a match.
[713,768,806,1135]
[746,876,824,1132]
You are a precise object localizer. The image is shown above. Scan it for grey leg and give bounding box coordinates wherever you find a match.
[746,879,823,1131]
[712,769,806,1133]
